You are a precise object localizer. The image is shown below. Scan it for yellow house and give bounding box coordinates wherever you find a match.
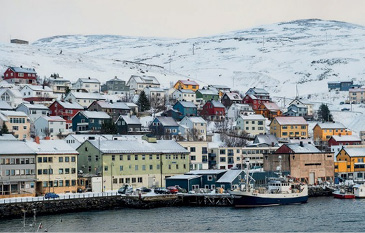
[270,116,308,139]
[335,147,365,180]
[313,122,352,142]
[173,79,199,91]
[0,111,31,140]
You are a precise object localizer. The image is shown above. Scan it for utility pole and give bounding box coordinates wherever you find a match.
[193,43,195,55]
[262,36,265,47]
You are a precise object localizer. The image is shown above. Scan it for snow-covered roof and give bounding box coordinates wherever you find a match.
[331,135,361,142]
[19,103,49,110]
[186,170,227,175]
[118,115,141,125]
[209,85,230,89]
[26,140,78,154]
[176,101,196,108]
[263,102,281,111]
[81,111,111,119]
[254,134,279,146]
[96,101,130,110]
[197,89,219,95]
[39,116,66,122]
[0,140,34,154]
[55,100,84,109]
[175,89,195,94]
[9,67,37,74]
[187,117,206,124]
[349,88,365,93]
[144,87,165,92]
[316,122,347,129]
[23,85,52,92]
[285,143,320,153]
[0,110,28,117]
[224,92,242,100]
[166,174,201,180]
[247,87,269,95]
[130,75,159,85]
[342,147,365,157]
[178,79,199,86]
[0,134,17,141]
[0,101,13,110]
[155,116,178,126]
[211,100,225,108]
[274,116,307,125]
[216,170,242,183]
[70,92,106,100]
[89,139,189,154]
[66,134,113,144]
[126,102,137,108]
[0,88,23,98]
[79,78,100,84]
[239,114,265,121]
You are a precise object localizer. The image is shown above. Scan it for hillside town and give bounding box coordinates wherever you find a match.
[0,65,364,199]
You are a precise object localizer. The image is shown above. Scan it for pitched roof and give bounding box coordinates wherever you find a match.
[23,85,53,92]
[349,88,365,93]
[55,100,84,109]
[342,147,365,157]
[186,170,226,175]
[89,139,188,154]
[263,102,281,111]
[316,122,347,129]
[79,78,100,84]
[0,101,13,110]
[0,140,34,154]
[178,80,199,86]
[155,116,178,127]
[331,135,361,142]
[274,116,307,125]
[239,114,265,121]
[176,101,196,108]
[144,87,165,92]
[119,115,141,125]
[9,67,37,74]
[0,110,28,117]
[80,111,111,119]
[70,92,106,100]
[211,100,225,108]
[175,89,195,94]
[96,101,130,110]
[224,92,242,100]
[39,116,66,122]
[129,75,159,85]
[216,170,242,183]
[254,134,279,146]
[0,88,23,98]
[19,103,49,110]
[166,174,202,180]
[197,89,219,95]
[26,140,78,154]
[285,143,320,153]
[0,134,17,141]
[187,116,206,124]
[247,87,269,95]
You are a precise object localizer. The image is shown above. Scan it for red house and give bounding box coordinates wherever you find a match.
[328,135,361,147]
[49,100,84,129]
[200,100,225,121]
[3,66,37,85]
[242,94,270,111]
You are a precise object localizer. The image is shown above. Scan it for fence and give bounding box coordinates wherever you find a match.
[0,191,119,204]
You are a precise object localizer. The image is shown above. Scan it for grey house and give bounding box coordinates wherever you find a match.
[101,76,130,94]
[116,115,142,134]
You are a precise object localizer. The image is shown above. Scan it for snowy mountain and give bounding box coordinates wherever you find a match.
[1,19,365,99]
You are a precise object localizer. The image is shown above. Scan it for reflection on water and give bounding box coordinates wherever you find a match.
[0,197,364,232]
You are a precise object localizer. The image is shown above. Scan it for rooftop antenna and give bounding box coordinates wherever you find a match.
[192,43,195,55]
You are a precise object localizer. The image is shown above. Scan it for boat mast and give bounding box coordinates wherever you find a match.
[245,157,250,192]
[278,155,283,178]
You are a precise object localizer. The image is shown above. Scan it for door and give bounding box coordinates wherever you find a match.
[309,172,315,185]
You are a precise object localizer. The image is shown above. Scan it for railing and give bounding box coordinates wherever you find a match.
[0,191,119,204]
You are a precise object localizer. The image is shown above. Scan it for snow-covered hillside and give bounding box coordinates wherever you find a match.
[2,19,365,132]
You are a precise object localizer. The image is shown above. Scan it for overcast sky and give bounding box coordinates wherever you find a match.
[1,0,365,43]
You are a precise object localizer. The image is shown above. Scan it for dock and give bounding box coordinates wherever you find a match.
[179,193,233,206]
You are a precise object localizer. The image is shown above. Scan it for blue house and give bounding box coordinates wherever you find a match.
[216,170,244,190]
[172,101,197,120]
[72,111,111,132]
[185,170,226,190]
[166,175,202,191]
[284,104,308,117]
[149,116,179,138]
[328,81,359,91]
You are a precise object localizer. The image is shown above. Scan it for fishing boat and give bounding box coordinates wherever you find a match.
[332,188,355,199]
[353,184,365,198]
[230,156,308,207]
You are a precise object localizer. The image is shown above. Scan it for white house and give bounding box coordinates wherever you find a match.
[289,98,314,116]
[16,103,50,122]
[34,116,67,139]
[72,77,101,93]
[48,76,71,94]
[127,75,160,94]
[171,89,197,104]
[235,114,266,136]
[20,85,54,99]
[179,116,207,141]
[227,103,254,121]
[0,88,23,108]
[64,92,106,108]
[143,87,166,108]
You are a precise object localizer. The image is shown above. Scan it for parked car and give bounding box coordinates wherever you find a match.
[118,185,133,194]
[167,186,179,194]
[154,187,169,194]
[44,192,59,199]
[341,108,350,111]
[136,187,152,193]
[340,101,345,105]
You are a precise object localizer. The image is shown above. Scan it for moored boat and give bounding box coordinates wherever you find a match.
[332,189,355,199]
[230,156,308,207]
[353,184,365,198]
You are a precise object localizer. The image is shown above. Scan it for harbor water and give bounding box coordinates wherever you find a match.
[0,197,364,232]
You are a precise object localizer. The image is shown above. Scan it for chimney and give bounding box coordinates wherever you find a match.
[35,136,40,144]
[271,142,274,147]
[20,65,23,68]
[300,141,304,147]
[88,77,91,80]
[44,136,50,140]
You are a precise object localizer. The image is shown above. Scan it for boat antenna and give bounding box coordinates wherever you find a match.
[278,155,283,178]
[245,157,250,192]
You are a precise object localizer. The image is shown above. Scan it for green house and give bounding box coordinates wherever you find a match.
[195,89,219,103]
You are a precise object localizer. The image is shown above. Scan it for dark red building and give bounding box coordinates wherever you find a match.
[242,94,271,111]
[3,66,37,85]
[49,100,84,129]
[328,135,361,147]
[200,100,225,121]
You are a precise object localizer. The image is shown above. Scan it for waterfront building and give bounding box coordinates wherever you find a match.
[0,140,36,198]
[76,135,189,190]
[177,141,209,170]
[263,142,334,184]
[64,134,113,149]
[334,147,365,182]
[270,116,308,139]
[26,138,78,195]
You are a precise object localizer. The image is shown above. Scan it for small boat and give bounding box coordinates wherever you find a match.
[332,189,355,199]
[353,184,365,198]
[229,156,308,207]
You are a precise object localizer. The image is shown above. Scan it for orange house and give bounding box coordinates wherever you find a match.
[173,79,199,91]
[313,122,352,142]
[256,102,282,120]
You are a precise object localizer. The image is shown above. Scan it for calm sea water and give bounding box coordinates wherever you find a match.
[1,197,364,232]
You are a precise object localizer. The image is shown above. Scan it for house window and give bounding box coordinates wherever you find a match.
[207,175,213,181]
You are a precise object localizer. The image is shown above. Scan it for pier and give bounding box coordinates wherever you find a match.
[179,193,233,206]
